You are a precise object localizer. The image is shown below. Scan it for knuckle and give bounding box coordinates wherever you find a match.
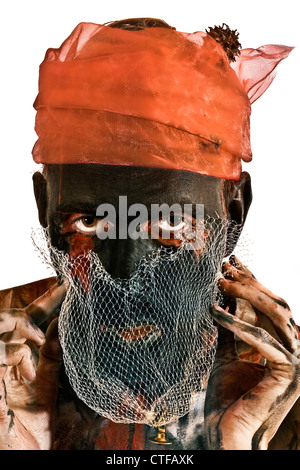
[0,309,26,328]
[0,308,22,317]
[273,362,300,383]
[8,343,32,362]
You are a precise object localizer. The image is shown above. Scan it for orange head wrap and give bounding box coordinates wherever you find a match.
[32,22,292,180]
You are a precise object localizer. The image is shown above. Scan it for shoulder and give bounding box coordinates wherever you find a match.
[0,277,58,310]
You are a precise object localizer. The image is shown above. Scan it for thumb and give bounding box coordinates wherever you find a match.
[36,318,63,386]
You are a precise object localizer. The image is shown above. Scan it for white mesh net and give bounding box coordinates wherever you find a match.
[32,218,243,426]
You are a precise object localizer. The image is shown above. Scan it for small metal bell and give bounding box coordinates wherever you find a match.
[149,425,172,445]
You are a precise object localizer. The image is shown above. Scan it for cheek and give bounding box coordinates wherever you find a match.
[69,233,95,258]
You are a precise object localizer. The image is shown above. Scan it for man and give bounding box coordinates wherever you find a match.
[0,18,299,450]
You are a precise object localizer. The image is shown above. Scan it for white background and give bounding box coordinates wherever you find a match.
[0,0,299,320]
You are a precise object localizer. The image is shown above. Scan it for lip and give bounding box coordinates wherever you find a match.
[99,324,162,346]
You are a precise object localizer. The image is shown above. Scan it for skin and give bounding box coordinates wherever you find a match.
[0,164,299,450]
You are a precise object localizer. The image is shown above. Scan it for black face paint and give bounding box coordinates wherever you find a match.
[33,215,241,426]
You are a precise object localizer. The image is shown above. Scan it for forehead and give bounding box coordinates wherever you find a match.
[46,164,227,216]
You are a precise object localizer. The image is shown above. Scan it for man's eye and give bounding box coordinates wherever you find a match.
[158,218,185,232]
[82,216,98,227]
[143,214,209,249]
[73,217,98,233]
[72,216,115,235]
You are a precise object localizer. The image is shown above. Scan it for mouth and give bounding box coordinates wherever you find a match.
[99,324,162,347]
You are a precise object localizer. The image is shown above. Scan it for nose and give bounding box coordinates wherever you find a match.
[95,238,158,279]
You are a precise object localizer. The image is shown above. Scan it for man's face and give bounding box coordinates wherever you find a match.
[35,163,248,424]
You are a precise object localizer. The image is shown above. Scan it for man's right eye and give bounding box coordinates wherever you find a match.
[66,215,114,236]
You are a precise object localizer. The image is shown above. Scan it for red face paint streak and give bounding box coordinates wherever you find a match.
[69,233,95,293]
[94,422,130,450]
[68,232,95,258]
[131,424,146,450]
[94,421,146,450]
[59,215,96,291]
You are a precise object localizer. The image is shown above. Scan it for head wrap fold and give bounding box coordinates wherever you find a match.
[32,22,292,180]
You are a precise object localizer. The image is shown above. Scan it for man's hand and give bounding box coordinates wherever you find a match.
[0,280,67,450]
[205,257,300,450]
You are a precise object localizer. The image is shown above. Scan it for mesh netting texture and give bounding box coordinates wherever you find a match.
[32,219,242,426]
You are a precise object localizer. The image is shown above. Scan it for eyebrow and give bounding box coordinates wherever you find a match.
[56,203,98,214]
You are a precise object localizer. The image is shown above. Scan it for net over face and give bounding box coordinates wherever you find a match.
[33,163,246,425]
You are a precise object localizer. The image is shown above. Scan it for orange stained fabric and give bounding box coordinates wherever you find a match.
[231,44,294,105]
[32,22,252,180]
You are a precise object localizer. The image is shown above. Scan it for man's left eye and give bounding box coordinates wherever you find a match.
[158,218,186,232]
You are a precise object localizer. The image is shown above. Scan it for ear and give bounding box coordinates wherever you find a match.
[224,171,252,256]
[226,171,252,225]
[32,171,48,228]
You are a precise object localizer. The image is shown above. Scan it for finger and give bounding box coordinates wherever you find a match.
[25,279,68,326]
[223,257,292,314]
[234,298,281,362]
[0,342,36,382]
[214,323,239,365]
[235,298,257,325]
[219,277,299,354]
[211,304,295,365]
[37,318,63,390]
[0,311,45,346]
[0,279,68,345]
[226,255,256,278]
